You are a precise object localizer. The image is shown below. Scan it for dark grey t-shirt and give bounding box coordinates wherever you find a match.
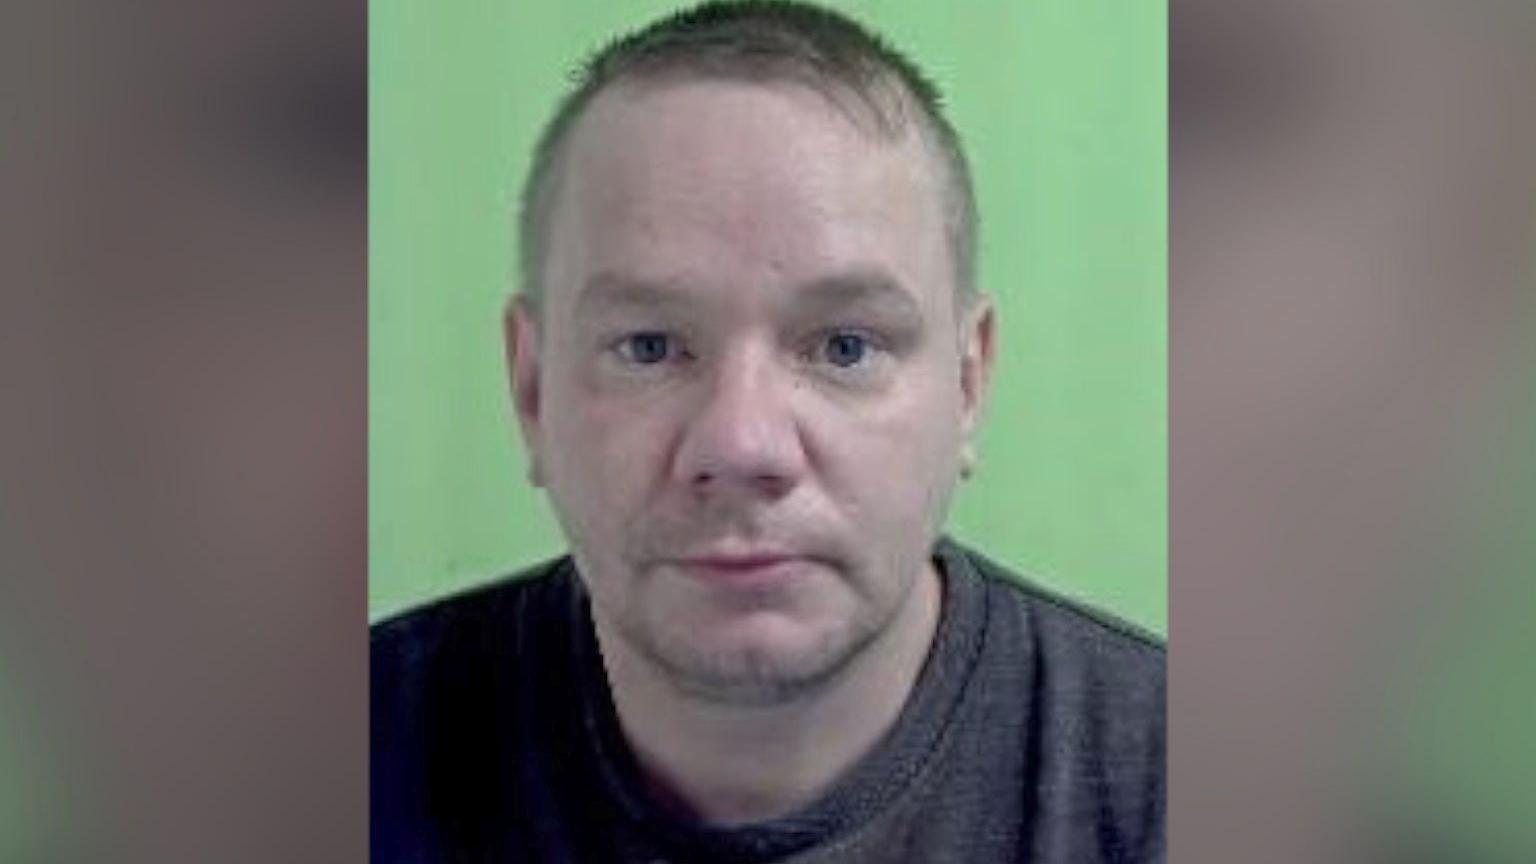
[372,538,1165,863]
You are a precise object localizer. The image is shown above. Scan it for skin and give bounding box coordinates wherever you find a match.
[505,78,994,823]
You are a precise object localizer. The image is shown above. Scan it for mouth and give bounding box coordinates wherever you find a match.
[668,551,817,587]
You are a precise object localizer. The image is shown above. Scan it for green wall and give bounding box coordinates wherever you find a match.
[370,0,1166,633]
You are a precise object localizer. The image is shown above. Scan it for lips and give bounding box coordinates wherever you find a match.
[669,550,814,586]
[687,552,794,569]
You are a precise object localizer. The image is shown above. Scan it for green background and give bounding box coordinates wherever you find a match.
[370,0,1166,633]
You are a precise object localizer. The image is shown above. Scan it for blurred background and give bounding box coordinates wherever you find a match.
[1173,0,1536,860]
[2,0,366,859]
[3,0,1533,861]
[368,0,1168,632]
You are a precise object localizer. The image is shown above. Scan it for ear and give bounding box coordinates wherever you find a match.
[504,295,546,487]
[959,294,996,437]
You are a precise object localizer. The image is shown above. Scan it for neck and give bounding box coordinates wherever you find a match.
[595,562,944,826]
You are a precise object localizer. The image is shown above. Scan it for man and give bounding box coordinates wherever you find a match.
[372,2,1164,861]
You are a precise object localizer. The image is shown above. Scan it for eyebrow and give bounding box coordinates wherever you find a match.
[793,271,923,320]
[573,273,692,318]
[572,268,925,320]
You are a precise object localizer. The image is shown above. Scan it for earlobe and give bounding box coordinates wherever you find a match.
[504,296,546,488]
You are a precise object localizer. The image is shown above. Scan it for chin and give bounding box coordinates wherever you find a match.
[643,613,868,703]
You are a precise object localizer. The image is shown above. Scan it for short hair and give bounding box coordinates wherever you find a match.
[517,0,978,313]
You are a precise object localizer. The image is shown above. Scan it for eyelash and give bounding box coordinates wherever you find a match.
[604,328,890,374]
[611,331,686,366]
[802,328,884,370]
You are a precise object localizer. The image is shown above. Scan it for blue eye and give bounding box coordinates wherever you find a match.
[616,331,674,365]
[821,331,870,368]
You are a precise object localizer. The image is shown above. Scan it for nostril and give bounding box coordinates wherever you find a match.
[686,465,793,498]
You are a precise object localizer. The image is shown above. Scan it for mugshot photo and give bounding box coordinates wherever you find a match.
[371,2,1165,860]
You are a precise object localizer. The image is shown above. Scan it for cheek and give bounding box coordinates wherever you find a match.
[541,379,676,518]
[812,369,965,520]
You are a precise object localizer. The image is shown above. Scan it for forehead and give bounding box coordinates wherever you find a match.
[542,78,952,318]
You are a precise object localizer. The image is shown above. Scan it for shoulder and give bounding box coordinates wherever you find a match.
[944,539,1165,859]
[371,556,574,671]
[370,555,578,748]
[946,538,1163,683]
[370,557,577,854]
[957,539,1163,738]
[942,539,1164,764]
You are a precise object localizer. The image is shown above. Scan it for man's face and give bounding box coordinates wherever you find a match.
[509,79,992,701]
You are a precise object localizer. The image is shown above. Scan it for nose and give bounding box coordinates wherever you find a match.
[671,345,808,499]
